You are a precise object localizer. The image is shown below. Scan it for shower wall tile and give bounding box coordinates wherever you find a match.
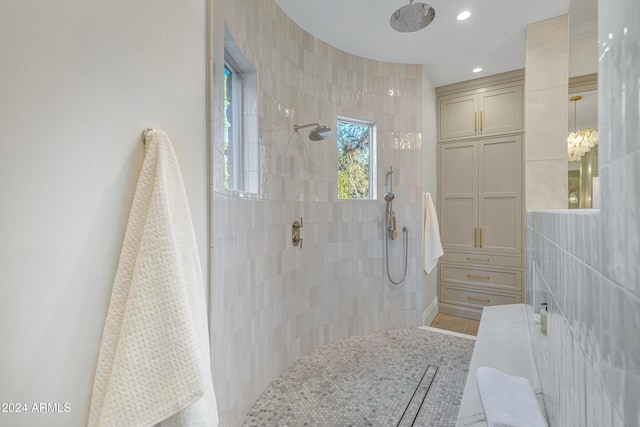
[525,159,568,210]
[525,86,569,161]
[210,0,424,425]
[524,15,569,211]
[525,14,570,93]
[526,1,640,425]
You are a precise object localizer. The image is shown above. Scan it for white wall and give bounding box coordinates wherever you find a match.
[421,71,439,324]
[0,1,208,426]
[569,35,598,77]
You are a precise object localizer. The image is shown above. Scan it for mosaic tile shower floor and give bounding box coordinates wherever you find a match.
[243,328,475,426]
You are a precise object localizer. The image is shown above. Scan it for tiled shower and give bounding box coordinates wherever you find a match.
[208,1,425,423]
[209,0,640,425]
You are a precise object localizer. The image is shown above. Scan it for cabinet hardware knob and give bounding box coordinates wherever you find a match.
[467,274,490,279]
[468,296,490,303]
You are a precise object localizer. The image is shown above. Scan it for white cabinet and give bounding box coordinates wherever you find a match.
[439,136,522,255]
[438,83,523,141]
[436,72,524,320]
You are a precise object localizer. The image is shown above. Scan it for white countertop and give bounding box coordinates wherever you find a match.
[456,304,547,426]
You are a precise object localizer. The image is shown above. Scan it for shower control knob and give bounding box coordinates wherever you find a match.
[292,218,303,249]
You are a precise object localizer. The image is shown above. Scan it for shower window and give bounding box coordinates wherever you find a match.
[337,117,376,199]
[224,62,241,190]
[223,26,258,194]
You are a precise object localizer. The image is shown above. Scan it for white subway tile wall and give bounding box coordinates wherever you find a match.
[209,1,423,424]
[526,0,640,425]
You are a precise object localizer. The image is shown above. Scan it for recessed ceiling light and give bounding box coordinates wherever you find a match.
[457,11,471,21]
[472,67,483,73]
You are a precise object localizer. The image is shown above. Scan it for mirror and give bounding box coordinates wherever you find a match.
[568,74,598,209]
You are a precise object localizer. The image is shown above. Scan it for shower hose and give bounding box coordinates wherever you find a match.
[385,218,409,285]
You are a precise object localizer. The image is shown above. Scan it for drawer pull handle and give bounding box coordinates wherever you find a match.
[467,257,490,262]
[473,228,477,247]
[468,296,490,303]
[467,274,490,280]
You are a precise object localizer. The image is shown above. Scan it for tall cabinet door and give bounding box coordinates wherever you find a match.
[478,136,522,254]
[439,141,478,252]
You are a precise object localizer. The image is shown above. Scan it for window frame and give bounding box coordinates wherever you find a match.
[223,25,259,195]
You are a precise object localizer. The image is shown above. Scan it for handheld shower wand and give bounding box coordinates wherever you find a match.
[384,192,397,239]
[383,166,408,285]
[384,192,395,215]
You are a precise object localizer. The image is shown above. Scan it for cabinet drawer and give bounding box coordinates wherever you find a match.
[441,251,522,268]
[440,284,522,309]
[440,264,522,292]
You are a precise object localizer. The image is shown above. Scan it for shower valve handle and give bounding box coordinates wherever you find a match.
[292,218,303,249]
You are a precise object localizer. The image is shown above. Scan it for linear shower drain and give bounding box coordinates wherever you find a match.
[396,364,439,427]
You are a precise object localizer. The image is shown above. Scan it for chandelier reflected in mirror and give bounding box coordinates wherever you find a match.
[568,95,598,162]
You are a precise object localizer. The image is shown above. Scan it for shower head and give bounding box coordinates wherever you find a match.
[390,0,436,33]
[309,125,332,141]
[384,192,395,214]
[294,123,333,141]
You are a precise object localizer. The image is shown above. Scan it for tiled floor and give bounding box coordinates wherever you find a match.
[430,313,480,336]
[243,328,475,426]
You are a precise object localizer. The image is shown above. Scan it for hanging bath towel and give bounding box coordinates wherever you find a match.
[88,129,219,427]
[422,192,443,273]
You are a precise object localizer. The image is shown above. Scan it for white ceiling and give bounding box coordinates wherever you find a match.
[274,0,597,87]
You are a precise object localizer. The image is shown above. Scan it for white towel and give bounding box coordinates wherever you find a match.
[88,130,219,427]
[476,367,547,427]
[422,192,443,273]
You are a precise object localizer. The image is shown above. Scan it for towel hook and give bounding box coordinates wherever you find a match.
[142,128,155,143]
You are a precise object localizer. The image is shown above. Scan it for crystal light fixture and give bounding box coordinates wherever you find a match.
[568,95,598,162]
[568,189,579,205]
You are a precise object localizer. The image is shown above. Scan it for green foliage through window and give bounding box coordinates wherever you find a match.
[223,65,232,189]
[223,26,258,194]
[337,119,374,199]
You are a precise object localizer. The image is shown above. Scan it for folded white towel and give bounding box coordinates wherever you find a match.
[476,367,547,427]
[88,130,219,427]
[422,192,444,273]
